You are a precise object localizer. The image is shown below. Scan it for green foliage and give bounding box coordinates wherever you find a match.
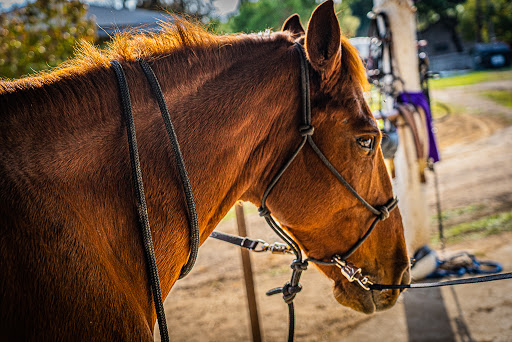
[436,204,486,222]
[0,0,95,79]
[221,0,359,37]
[459,0,512,45]
[347,0,373,36]
[415,0,465,27]
[220,203,258,222]
[415,0,466,51]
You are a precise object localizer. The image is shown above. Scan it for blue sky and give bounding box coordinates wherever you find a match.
[0,0,239,16]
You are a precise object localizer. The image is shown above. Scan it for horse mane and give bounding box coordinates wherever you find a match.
[340,35,369,91]
[0,17,224,91]
[70,17,226,69]
[0,16,367,92]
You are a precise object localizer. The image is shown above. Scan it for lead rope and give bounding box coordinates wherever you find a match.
[137,58,199,279]
[111,60,170,342]
[111,59,200,342]
[256,43,311,342]
[429,159,446,251]
[371,272,512,290]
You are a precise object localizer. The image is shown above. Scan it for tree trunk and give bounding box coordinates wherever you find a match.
[475,0,484,42]
[444,17,464,52]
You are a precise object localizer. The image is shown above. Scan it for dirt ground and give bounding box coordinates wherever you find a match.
[157,79,512,342]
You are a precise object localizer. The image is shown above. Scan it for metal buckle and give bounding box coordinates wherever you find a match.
[252,240,293,255]
[333,256,374,291]
[354,276,374,291]
[269,242,294,255]
[252,239,270,252]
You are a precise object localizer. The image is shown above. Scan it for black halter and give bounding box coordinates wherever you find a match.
[245,42,396,341]
[262,43,397,278]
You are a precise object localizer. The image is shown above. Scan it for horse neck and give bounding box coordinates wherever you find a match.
[0,34,303,326]
[128,37,302,290]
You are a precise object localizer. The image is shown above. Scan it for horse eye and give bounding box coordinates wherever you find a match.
[357,137,374,151]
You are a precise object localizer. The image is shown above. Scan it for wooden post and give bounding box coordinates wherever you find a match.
[372,0,431,260]
[235,202,262,342]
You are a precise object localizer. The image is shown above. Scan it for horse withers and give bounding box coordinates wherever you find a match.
[0,1,409,340]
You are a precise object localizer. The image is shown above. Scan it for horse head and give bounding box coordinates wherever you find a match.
[249,0,410,314]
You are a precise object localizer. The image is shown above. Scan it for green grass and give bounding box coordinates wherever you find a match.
[429,68,512,90]
[482,90,512,108]
[432,209,512,244]
[432,204,486,223]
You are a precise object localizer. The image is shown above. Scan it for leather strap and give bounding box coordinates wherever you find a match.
[210,231,260,250]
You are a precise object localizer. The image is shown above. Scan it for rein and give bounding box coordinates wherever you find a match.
[110,43,396,342]
[111,58,200,342]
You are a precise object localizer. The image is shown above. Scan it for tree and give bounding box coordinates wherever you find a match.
[415,0,466,52]
[348,0,373,36]
[0,0,95,79]
[223,0,360,37]
[460,0,512,45]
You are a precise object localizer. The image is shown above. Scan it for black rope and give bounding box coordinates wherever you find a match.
[306,137,384,216]
[371,272,512,290]
[266,259,307,342]
[429,144,445,252]
[110,60,169,342]
[258,43,395,262]
[287,303,295,342]
[137,58,199,279]
[337,198,398,260]
[259,137,308,222]
[264,215,302,260]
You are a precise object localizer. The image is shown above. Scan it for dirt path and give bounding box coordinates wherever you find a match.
[429,80,512,219]
[432,80,512,121]
[157,80,512,342]
[431,80,512,148]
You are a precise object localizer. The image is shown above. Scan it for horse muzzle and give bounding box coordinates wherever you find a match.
[333,262,411,314]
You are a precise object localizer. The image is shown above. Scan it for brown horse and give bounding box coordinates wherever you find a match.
[0,1,409,340]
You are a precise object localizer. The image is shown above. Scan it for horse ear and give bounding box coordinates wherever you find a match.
[282,14,305,38]
[305,0,341,74]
